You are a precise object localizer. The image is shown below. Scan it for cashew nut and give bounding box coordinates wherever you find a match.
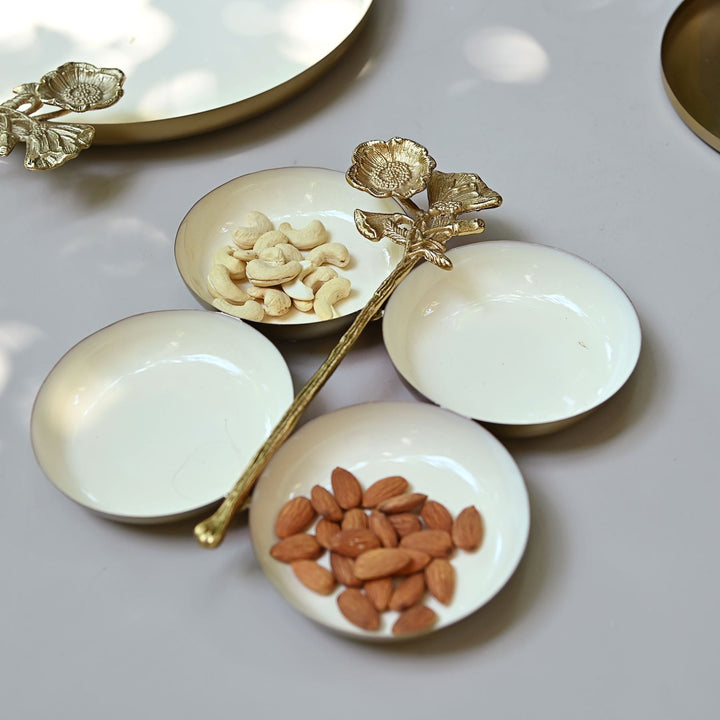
[313,277,351,321]
[275,243,303,262]
[212,297,265,322]
[278,219,330,250]
[232,212,274,250]
[246,258,302,287]
[209,210,354,323]
[247,287,292,317]
[306,242,350,268]
[303,265,338,294]
[257,246,286,265]
[208,264,253,304]
[213,245,246,280]
[293,298,314,312]
[281,260,315,301]
[253,229,291,254]
[232,248,257,262]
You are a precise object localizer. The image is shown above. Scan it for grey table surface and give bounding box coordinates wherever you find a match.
[2,1,718,718]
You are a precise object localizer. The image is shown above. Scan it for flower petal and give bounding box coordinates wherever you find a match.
[347,138,436,199]
[354,210,411,242]
[427,171,502,214]
[37,62,125,112]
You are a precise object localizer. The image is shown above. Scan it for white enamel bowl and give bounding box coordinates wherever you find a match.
[382,241,642,436]
[249,401,530,641]
[175,167,403,340]
[31,310,294,522]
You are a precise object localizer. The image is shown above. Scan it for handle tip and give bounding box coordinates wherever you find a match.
[194,519,224,548]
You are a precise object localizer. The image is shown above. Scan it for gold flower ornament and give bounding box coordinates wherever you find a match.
[0,62,125,170]
[346,137,436,199]
[347,137,502,271]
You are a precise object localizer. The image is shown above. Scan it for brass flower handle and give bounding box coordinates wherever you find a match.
[194,138,502,548]
[0,62,125,170]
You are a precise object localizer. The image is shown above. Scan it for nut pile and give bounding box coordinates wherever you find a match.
[208,211,353,322]
[269,467,484,636]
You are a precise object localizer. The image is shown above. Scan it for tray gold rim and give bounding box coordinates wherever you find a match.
[661,0,720,152]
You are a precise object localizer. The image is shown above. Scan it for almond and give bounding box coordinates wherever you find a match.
[388,512,423,537]
[400,529,453,558]
[425,558,455,604]
[274,496,316,538]
[377,493,427,514]
[452,505,484,551]
[354,548,411,580]
[310,484,343,522]
[395,548,432,575]
[392,604,437,636]
[420,500,454,533]
[291,560,336,595]
[331,467,363,509]
[364,577,393,612]
[315,518,341,549]
[328,528,381,557]
[337,588,380,631]
[388,572,426,611]
[368,510,398,548]
[329,552,362,588]
[341,507,368,531]
[270,533,323,563]
[362,475,409,508]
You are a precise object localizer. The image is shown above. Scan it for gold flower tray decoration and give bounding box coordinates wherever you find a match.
[0,61,125,170]
[194,137,503,548]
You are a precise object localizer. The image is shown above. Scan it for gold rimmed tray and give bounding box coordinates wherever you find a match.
[0,0,373,144]
[661,0,720,151]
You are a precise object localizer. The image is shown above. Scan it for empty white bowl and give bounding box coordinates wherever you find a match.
[31,310,294,522]
[382,241,641,436]
[175,167,404,339]
[249,401,530,640]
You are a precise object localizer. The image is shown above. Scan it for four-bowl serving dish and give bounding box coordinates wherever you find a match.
[31,148,642,639]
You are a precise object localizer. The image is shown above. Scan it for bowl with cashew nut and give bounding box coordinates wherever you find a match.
[175,167,404,339]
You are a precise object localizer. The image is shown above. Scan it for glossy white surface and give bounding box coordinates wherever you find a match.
[2,2,718,718]
[0,0,372,132]
[31,310,293,521]
[250,402,530,640]
[175,166,403,337]
[383,242,641,428]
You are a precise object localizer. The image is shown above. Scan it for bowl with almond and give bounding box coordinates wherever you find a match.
[249,401,530,640]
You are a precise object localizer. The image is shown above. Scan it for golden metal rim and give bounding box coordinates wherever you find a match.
[661,0,720,152]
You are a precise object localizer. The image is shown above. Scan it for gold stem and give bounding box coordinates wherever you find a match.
[194,252,422,548]
[397,196,423,218]
[34,108,70,121]
[2,94,43,114]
